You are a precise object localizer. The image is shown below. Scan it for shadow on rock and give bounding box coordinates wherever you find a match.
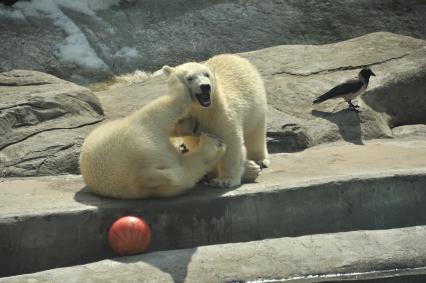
[312,109,363,145]
[267,123,313,153]
[111,248,198,283]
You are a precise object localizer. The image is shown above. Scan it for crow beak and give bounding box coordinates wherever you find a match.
[371,71,376,76]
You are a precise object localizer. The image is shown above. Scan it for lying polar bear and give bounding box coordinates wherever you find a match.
[79,70,226,199]
[163,54,270,188]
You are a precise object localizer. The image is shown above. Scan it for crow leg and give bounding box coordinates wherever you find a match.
[347,101,360,112]
[348,100,360,108]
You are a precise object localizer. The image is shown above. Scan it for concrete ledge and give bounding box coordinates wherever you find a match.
[1,140,426,277]
[2,226,426,282]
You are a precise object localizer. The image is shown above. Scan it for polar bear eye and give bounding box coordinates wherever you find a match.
[204,73,210,78]
[187,76,194,82]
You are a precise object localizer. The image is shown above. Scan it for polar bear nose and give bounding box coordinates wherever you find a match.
[200,84,211,93]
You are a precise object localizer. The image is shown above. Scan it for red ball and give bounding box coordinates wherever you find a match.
[108,216,152,255]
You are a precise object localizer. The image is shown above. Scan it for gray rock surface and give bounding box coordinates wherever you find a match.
[96,32,426,152]
[245,32,426,151]
[1,32,424,177]
[0,70,103,177]
[2,224,426,281]
[0,0,425,84]
[393,124,426,139]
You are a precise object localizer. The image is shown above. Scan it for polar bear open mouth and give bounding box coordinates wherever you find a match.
[195,93,211,107]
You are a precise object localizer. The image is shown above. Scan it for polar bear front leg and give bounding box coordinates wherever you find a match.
[207,135,246,188]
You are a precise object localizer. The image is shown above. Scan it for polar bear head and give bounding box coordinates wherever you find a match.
[162,62,215,108]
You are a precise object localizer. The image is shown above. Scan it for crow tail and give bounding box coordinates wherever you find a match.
[313,92,333,104]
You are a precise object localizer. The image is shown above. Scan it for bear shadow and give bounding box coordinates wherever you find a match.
[74,183,239,282]
[311,109,363,145]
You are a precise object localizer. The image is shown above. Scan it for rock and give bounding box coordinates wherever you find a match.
[393,124,426,139]
[266,106,313,153]
[2,32,423,176]
[362,50,426,128]
[242,32,426,151]
[267,123,313,153]
[96,32,426,152]
[0,70,104,177]
[0,127,95,177]
[1,0,425,84]
[95,75,166,120]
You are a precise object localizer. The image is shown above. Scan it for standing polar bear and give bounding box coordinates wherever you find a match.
[79,69,226,199]
[163,54,269,188]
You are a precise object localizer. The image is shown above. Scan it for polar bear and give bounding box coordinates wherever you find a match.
[162,54,269,188]
[79,70,226,199]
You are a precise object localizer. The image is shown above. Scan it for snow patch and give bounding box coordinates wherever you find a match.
[57,33,109,70]
[1,0,141,73]
[13,0,109,70]
[53,0,121,16]
[0,7,25,20]
[114,47,139,61]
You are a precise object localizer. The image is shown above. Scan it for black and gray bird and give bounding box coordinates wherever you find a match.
[313,68,376,112]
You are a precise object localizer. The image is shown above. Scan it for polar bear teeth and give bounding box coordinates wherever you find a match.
[195,93,211,107]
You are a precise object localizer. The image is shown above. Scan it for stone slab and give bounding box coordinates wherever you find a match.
[2,226,426,282]
[1,139,426,276]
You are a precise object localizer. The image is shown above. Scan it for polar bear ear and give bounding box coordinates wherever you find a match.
[162,65,175,76]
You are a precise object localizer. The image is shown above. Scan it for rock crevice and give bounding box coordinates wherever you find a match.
[270,53,410,77]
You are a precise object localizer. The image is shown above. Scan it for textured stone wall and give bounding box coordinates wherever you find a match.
[0,0,425,84]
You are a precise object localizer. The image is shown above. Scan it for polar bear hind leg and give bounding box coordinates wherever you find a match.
[245,118,270,168]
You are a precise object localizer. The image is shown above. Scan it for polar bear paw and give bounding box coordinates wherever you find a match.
[242,160,261,182]
[207,177,241,188]
[257,158,270,169]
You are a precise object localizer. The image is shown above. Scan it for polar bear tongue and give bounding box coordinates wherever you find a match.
[195,93,211,107]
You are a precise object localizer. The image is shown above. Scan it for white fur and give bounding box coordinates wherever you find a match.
[79,70,226,199]
[167,54,269,188]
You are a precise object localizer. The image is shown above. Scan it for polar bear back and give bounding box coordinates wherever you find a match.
[79,115,179,198]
